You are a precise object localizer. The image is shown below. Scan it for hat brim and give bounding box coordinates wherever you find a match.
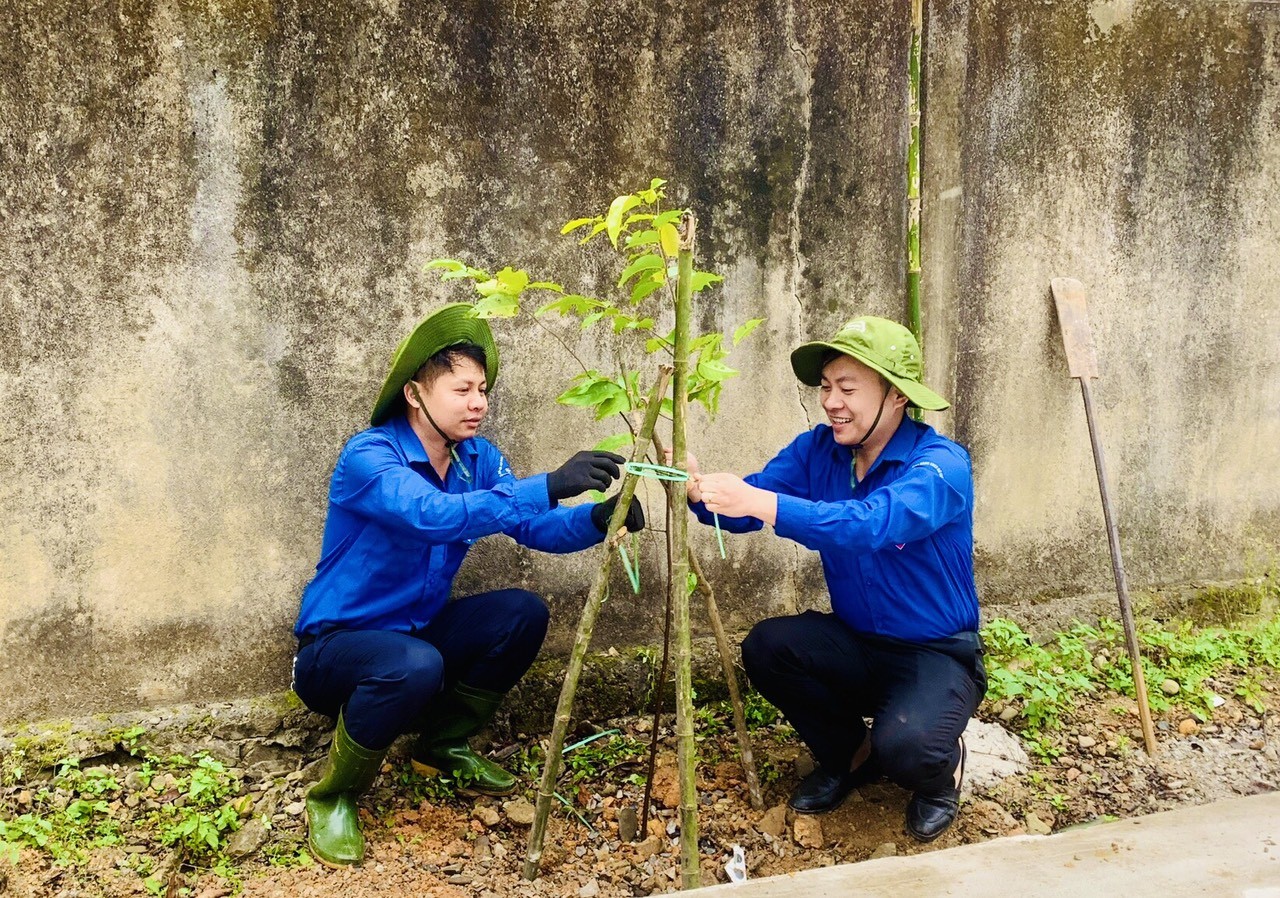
[790,341,950,411]
[370,303,499,425]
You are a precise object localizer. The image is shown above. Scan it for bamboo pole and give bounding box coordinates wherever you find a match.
[670,213,700,889]
[652,431,764,813]
[522,365,673,881]
[906,0,924,422]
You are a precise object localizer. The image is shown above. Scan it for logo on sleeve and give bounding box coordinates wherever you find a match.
[912,461,946,480]
[496,456,512,478]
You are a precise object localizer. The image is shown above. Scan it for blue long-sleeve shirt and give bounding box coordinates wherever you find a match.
[693,418,979,642]
[295,414,603,637]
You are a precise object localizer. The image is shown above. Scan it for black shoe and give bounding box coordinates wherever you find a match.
[905,737,966,842]
[788,754,880,815]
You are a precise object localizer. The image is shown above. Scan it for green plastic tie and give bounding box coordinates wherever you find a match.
[617,532,641,594]
[623,462,726,559]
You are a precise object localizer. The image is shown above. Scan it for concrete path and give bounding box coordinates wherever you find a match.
[702,793,1280,897]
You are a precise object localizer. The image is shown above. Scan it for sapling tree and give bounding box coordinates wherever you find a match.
[425,179,765,888]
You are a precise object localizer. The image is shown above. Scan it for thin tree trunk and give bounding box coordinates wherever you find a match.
[670,213,700,889]
[907,0,924,422]
[522,365,673,881]
[652,431,764,813]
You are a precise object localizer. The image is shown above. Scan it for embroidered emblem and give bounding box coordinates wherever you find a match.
[913,461,945,480]
[497,455,512,478]
[895,543,906,550]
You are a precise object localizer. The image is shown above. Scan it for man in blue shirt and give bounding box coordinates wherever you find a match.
[685,316,984,843]
[293,304,643,866]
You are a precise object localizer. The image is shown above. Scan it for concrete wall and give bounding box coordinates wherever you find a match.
[2,0,1277,723]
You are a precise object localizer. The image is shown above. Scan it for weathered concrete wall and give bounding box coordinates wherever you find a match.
[924,0,1280,598]
[1,0,1277,723]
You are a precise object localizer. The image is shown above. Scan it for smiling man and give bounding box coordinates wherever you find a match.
[685,315,984,843]
[291,304,642,866]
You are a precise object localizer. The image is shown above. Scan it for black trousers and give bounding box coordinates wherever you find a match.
[742,610,986,795]
[292,589,550,751]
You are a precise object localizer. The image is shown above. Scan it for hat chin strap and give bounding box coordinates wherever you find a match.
[407,381,471,482]
[850,382,892,454]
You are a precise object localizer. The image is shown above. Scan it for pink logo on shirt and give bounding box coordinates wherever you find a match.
[895,543,906,550]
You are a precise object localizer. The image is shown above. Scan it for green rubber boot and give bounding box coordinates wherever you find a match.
[306,712,386,867]
[411,682,516,796]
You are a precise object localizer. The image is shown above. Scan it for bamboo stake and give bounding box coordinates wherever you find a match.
[670,213,700,889]
[686,549,764,812]
[639,495,676,839]
[652,431,764,813]
[522,365,673,881]
[906,0,924,422]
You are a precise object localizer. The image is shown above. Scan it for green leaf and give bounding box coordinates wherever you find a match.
[582,310,612,329]
[605,194,644,247]
[594,433,634,453]
[556,373,616,407]
[581,220,610,244]
[690,271,724,293]
[653,209,683,228]
[472,294,519,318]
[696,357,738,382]
[624,229,659,250]
[561,217,597,235]
[659,222,680,256]
[645,333,672,353]
[536,294,604,317]
[617,253,664,288]
[686,572,698,595]
[594,389,631,420]
[424,258,466,272]
[630,273,666,305]
[528,281,564,293]
[733,317,765,345]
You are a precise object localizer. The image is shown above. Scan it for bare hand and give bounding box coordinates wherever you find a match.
[662,448,703,502]
[698,472,773,520]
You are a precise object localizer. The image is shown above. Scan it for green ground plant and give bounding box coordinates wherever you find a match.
[0,732,248,893]
[982,612,1280,759]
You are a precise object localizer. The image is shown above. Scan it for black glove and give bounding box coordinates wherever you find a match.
[547,450,625,501]
[591,493,646,534]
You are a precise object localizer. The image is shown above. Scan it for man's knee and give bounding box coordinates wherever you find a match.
[490,588,550,637]
[376,639,445,698]
[873,721,953,789]
[741,617,794,679]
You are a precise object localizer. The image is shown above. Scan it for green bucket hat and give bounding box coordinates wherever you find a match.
[370,303,500,426]
[790,315,949,411]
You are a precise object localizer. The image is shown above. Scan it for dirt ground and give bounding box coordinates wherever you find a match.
[4,661,1278,898]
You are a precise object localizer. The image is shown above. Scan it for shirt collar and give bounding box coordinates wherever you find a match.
[388,413,480,466]
[861,415,922,478]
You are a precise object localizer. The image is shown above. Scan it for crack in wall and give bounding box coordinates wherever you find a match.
[782,0,814,615]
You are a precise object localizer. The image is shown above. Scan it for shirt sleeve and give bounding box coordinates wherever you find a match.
[689,431,817,533]
[331,434,553,544]
[772,445,971,554]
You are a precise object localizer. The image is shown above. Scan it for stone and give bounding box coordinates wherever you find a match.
[503,797,536,826]
[998,705,1019,722]
[474,805,501,827]
[1077,735,1097,749]
[1024,813,1052,836]
[635,835,663,859]
[226,818,270,859]
[1161,678,1181,696]
[617,805,638,843]
[960,718,1030,794]
[1178,719,1200,736]
[793,753,816,779]
[869,842,897,859]
[793,815,823,848]
[578,879,600,898]
[284,801,304,816]
[757,805,787,839]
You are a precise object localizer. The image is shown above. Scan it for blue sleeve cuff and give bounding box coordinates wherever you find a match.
[773,493,811,542]
[513,473,553,517]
